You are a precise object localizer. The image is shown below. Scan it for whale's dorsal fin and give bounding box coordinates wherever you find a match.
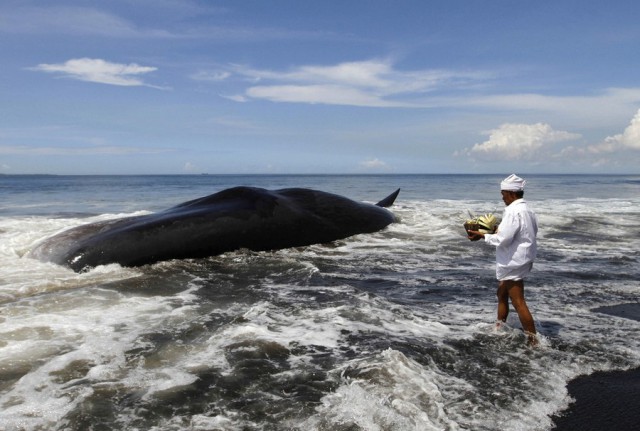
[376,188,400,208]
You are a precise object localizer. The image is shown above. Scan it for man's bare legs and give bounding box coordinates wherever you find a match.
[497,280,538,346]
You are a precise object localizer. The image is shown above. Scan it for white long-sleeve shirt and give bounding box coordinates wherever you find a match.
[483,199,538,280]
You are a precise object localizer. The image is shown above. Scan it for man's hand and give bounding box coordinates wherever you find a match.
[466,230,484,241]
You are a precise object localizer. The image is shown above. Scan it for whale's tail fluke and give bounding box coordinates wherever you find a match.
[376,188,400,208]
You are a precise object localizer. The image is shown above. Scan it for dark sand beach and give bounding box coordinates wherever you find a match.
[592,303,640,322]
[551,303,640,431]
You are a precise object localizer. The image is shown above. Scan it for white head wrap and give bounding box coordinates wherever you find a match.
[500,174,526,191]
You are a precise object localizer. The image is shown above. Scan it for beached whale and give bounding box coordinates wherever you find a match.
[28,186,400,272]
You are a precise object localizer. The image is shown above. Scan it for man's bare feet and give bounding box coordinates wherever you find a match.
[525,332,539,347]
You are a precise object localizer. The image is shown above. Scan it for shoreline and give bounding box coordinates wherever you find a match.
[551,303,640,431]
[551,367,640,431]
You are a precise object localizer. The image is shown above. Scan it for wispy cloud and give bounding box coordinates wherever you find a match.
[210,58,640,124]
[0,6,172,38]
[214,59,488,107]
[0,144,171,156]
[0,5,341,42]
[203,58,640,124]
[246,84,402,108]
[463,88,640,125]
[30,58,161,87]
[190,70,232,82]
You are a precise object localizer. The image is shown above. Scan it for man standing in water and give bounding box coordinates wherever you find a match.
[467,174,538,346]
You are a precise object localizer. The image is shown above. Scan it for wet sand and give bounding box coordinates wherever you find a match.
[592,303,640,322]
[551,303,640,431]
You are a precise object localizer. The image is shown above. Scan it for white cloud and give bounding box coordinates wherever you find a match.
[588,108,640,153]
[456,109,640,168]
[183,162,199,172]
[359,158,391,170]
[191,70,231,82]
[246,84,403,107]
[298,61,393,88]
[200,59,640,121]
[463,123,580,161]
[31,58,158,87]
[220,59,487,107]
[221,94,248,102]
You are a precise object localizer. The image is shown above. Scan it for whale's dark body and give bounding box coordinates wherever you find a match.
[29,186,400,272]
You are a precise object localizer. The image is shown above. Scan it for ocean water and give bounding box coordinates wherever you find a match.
[1,174,639,431]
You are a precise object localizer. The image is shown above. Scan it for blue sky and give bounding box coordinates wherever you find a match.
[1,0,639,174]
